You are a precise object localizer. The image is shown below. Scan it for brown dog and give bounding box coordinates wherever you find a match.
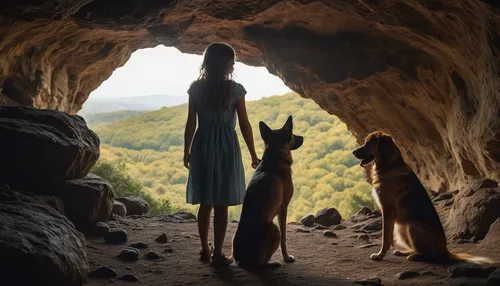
[232,116,304,268]
[352,131,492,264]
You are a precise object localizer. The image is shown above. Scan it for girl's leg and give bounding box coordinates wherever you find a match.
[198,204,213,263]
[213,205,229,258]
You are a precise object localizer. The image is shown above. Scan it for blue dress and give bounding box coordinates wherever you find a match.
[186,80,246,206]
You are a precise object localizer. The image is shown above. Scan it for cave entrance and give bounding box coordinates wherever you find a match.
[82,45,373,223]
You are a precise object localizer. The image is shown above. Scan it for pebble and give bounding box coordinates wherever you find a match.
[94,222,110,237]
[119,274,139,282]
[129,242,148,249]
[354,277,382,286]
[155,233,168,243]
[145,250,164,260]
[357,234,370,241]
[358,243,378,249]
[315,224,330,230]
[396,271,420,280]
[104,228,128,244]
[300,214,315,227]
[118,247,140,262]
[363,220,382,232]
[323,230,337,238]
[88,266,117,279]
[295,227,311,233]
[163,246,174,253]
[332,224,347,230]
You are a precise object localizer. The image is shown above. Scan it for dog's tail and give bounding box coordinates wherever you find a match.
[448,251,494,265]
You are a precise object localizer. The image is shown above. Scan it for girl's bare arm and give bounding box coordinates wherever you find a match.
[183,93,197,168]
[236,95,258,162]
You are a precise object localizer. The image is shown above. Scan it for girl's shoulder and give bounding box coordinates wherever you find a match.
[230,81,247,97]
[188,80,204,95]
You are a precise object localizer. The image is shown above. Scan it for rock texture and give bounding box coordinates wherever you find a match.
[0,106,99,191]
[0,201,88,285]
[116,196,149,215]
[445,185,500,239]
[57,173,114,228]
[1,1,500,194]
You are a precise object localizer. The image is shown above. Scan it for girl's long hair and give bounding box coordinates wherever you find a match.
[198,42,235,109]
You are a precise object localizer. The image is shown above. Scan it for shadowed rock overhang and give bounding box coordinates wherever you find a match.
[1,0,500,192]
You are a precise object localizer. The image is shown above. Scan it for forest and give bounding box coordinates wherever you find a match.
[91,93,375,221]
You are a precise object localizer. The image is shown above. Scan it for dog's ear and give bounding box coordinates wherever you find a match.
[259,121,272,140]
[282,115,293,134]
[377,136,393,154]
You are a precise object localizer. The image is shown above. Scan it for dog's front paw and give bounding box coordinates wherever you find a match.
[370,253,383,261]
[284,255,295,263]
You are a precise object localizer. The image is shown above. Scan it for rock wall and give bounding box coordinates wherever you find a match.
[1,1,500,192]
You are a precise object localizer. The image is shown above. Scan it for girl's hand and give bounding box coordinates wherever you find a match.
[183,153,190,169]
[251,157,261,169]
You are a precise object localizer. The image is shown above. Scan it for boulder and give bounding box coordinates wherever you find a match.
[445,187,500,240]
[314,208,342,227]
[300,214,315,227]
[56,174,114,228]
[0,106,99,191]
[116,196,149,215]
[112,200,127,217]
[0,185,63,213]
[480,218,500,251]
[0,201,88,285]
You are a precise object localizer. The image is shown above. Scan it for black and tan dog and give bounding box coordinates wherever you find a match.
[352,131,492,264]
[232,116,303,268]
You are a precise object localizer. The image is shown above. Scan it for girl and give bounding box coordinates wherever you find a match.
[183,42,260,266]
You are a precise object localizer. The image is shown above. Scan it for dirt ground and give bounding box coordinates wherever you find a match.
[85,215,498,286]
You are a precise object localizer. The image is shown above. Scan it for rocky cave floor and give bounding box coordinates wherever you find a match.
[85,213,500,286]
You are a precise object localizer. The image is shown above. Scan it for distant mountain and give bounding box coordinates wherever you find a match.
[78,94,187,116]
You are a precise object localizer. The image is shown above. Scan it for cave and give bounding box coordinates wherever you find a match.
[1,1,500,285]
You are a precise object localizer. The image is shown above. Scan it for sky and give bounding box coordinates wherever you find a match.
[89,45,291,101]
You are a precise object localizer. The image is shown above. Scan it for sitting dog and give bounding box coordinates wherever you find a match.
[232,115,304,268]
[352,131,492,264]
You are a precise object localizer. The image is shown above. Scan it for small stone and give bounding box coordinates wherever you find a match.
[300,214,315,227]
[172,211,196,220]
[119,274,138,282]
[129,242,148,249]
[419,270,435,276]
[355,207,373,216]
[93,222,110,237]
[488,269,500,283]
[396,271,420,280]
[358,243,378,249]
[88,266,117,279]
[295,227,311,233]
[448,263,497,278]
[112,201,127,217]
[118,247,139,262]
[357,234,370,241]
[104,228,128,244]
[354,277,382,286]
[323,230,337,238]
[163,246,174,253]
[125,266,133,270]
[363,220,382,232]
[155,233,168,243]
[331,242,338,245]
[332,224,347,230]
[433,193,453,202]
[145,250,164,260]
[314,208,342,226]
